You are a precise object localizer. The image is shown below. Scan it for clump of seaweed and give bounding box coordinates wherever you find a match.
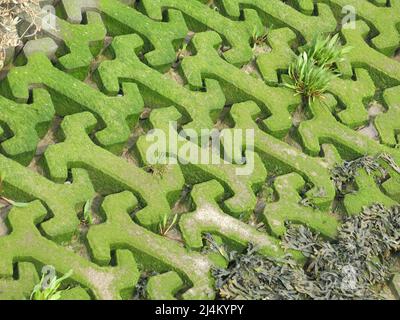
[331,153,400,195]
[143,152,168,178]
[212,204,400,300]
[298,197,318,210]
[133,271,159,300]
[212,245,310,300]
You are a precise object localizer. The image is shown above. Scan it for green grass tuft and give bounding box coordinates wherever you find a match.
[30,269,73,300]
[285,34,351,103]
[285,51,339,102]
[304,34,352,71]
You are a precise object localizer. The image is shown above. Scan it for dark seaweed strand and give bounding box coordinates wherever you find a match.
[212,204,400,300]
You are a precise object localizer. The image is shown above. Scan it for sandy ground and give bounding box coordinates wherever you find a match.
[395,50,400,62]
[357,101,385,141]
[241,45,271,79]
[28,116,61,175]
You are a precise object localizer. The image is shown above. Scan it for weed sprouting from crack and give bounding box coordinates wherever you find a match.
[175,41,189,62]
[284,34,351,103]
[251,26,269,50]
[285,51,340,103]
[212,204,400,300]
[143,152,168,179]
[81,199,93,226]
[304,34,352,71]
[159,213,178,237]
[30,269,73,300]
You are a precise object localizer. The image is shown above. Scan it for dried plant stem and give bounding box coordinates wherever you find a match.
[0,0,43,69]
